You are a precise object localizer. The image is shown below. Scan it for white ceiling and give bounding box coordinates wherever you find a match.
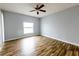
[0,3,78,18]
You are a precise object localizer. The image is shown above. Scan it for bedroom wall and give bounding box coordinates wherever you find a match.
[41,5,79,45]
[3,11,40,41]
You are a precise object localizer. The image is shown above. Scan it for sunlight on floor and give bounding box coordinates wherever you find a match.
[21,37,37,55]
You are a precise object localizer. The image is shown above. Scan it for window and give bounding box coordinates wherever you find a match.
[23,22,34,34]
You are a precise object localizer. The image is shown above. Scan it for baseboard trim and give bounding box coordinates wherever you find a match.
[5,36,25,42]
[5,35,40,42]
[5,34,79,47]
[42,35,79,47]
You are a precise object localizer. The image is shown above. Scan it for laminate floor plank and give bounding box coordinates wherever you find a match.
[0,36,79,56]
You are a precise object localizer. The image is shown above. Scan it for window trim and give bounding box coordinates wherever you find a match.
[23,22,34,34]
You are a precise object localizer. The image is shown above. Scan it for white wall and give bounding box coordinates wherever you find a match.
[0,10,4,48]
[3,11,40,41]
[41,5,79,45]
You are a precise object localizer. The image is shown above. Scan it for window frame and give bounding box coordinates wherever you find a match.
[23,22,34,34]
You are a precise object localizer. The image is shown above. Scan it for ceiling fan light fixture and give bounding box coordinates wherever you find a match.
[30,4,46,15]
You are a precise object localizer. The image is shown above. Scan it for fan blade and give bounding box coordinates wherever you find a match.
[36,5,39,8]
[39,10,46,12]
[35,4,39,10]
[37,11,39,15]
[38,4,44,9]
[30,10,35,12]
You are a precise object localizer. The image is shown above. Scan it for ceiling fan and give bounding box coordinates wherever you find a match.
[30,4,46,15]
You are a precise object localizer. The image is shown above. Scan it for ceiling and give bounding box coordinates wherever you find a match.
[0,3,78,18]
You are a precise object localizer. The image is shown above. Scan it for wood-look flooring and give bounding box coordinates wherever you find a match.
[0,36,79,56]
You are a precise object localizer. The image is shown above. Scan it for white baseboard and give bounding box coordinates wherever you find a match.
[5,36,25,41]
[42,35,79,46]
[5,34,39,42]
[5,34,79,47]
